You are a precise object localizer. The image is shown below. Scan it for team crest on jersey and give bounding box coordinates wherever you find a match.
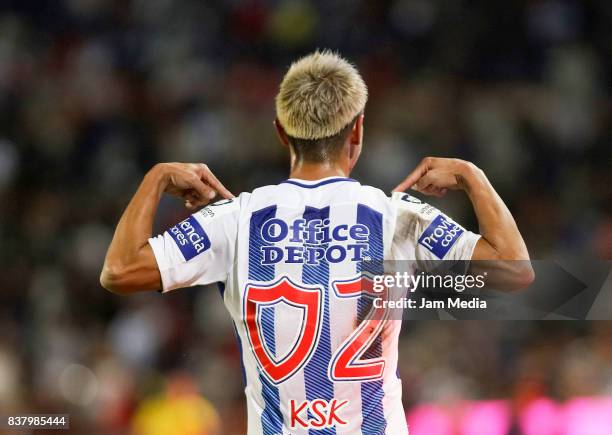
[243,277,323,384]
[258,217,371,266]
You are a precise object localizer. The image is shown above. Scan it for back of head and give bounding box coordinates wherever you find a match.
[275,50,368,162]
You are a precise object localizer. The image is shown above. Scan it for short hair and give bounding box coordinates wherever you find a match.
[275,50,368,151]
[285,115,359,162]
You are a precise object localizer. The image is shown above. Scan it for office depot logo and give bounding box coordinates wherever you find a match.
[259,217,371,265]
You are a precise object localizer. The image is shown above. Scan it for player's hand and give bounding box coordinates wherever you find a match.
[392,157,482,197]
[154,163,235,209]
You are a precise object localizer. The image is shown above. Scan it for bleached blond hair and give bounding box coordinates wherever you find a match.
[275,50,368,140]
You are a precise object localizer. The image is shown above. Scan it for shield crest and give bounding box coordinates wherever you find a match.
[244,277,323,384]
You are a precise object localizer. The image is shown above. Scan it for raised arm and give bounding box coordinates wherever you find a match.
[100,163,234,295]
[393,157,534,290]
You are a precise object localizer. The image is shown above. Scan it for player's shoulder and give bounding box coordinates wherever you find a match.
[196,196,244,222]
[352,181,388,198]
[391,191,423,208]
[207,182,304,216]
[390,191,441,219]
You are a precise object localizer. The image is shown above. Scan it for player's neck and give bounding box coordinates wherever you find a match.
[289,161,349,181]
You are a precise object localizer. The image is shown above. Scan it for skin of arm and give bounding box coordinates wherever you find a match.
[393,157,535,291]
[100,163,234,295]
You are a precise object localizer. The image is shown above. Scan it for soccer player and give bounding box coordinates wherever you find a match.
[101,51,533,435]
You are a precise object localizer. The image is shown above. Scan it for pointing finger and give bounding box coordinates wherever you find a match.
[392,157,434,192]
[187,175,213,204]
[199,164,235,199]
[413,171,436,192]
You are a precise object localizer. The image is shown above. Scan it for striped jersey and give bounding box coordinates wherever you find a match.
[149,176,480,435]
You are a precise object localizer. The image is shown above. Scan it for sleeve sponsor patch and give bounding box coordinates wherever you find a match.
[418,214,464,259]
[168,215,211,261]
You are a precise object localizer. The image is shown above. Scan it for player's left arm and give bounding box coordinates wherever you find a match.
[394,157,534,290]
[100,163,234,295]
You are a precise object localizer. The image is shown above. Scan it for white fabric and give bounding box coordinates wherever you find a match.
[149,177,480,435]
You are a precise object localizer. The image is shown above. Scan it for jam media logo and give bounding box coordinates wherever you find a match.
[168,216,211,261]
[418,214,464,259]
[258,217,371,266]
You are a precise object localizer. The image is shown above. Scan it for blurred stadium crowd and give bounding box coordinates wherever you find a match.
[0,0,611,433]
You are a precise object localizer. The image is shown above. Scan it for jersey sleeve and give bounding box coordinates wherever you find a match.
[148,198,240,293]
[390,192,481,268]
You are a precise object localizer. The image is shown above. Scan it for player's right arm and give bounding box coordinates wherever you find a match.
[394,157,534,290]
[100,163,233,295]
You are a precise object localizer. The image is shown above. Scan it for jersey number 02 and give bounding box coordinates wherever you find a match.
[243,276,389,385]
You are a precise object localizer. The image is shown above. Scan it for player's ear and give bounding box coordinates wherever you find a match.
[348,114,364,170]
[349,113,364,146]
[274,118,290,147]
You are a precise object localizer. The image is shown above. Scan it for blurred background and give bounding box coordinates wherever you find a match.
[0,0,611,434]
